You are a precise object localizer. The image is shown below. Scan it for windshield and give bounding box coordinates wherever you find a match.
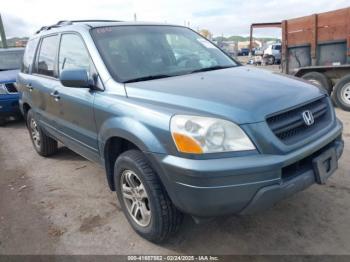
[91,26,238,83]
[0,49,24,70]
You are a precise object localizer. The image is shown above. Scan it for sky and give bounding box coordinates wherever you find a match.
[1,0,349,38]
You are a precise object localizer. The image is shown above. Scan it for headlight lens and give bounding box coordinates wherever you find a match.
[170,115,256,154]
[0,84,8,95]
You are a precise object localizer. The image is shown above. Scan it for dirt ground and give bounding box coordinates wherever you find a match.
[0,108,349,255]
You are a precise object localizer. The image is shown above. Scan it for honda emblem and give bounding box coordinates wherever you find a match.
[302,110,314,126]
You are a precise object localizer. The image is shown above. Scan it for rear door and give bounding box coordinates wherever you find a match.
[30,34,61,130]
[54,33,99,162]
[17,38,39,114]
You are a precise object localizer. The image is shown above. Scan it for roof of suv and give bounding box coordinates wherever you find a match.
[35,20,181,36]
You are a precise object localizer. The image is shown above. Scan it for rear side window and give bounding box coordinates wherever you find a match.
[21,38,38,73]
[35,35,59,77]
[58,34,93,76]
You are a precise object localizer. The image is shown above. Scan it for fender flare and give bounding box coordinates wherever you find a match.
[98,116,166,155]
[98,116,168,190]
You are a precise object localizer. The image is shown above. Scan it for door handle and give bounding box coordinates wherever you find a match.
[50,91,60,101]
[26,84,33,91]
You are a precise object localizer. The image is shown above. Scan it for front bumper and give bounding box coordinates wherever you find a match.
[147,120,343,218]
[0,94,20,117]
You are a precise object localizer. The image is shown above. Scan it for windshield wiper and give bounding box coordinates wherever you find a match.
[123,74,174,83]
[190,65,235,74]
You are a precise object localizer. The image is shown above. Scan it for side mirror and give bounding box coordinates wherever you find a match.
[59,69,90,88]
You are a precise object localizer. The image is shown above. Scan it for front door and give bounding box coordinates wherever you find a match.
[54,33,99,162]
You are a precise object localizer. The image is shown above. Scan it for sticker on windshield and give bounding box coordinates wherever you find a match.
[197,38,216,49]
[95,27,113,34]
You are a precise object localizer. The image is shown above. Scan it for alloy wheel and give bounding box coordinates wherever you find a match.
[30,118,41,149]
[121,169,151,227]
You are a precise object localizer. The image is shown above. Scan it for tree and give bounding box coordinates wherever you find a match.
[198,29,212,40]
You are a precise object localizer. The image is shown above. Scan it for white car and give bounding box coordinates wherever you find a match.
[254,48,264,56]
[263,43,281,64]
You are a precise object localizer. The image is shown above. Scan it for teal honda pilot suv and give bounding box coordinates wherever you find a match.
[17,20,344,243]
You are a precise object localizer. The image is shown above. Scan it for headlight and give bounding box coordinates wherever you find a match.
[170,115,256,154]
[0,84,8,95]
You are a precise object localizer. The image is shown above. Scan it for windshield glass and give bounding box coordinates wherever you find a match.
[91,26,238,83]
[0,49,24,70]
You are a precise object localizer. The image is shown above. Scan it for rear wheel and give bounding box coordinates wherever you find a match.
[26,110,58,156]
[301,72,332,95]
[114,150,183,243]
[332,75,350,111]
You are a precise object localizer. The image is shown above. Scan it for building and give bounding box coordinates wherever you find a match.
[238,40,262,50]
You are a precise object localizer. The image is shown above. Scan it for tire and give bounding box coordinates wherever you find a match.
[301,72,332,95]
[26,110,58,156]
[114,150,183,243]
[266,55,275,65]
[331,75,350,112]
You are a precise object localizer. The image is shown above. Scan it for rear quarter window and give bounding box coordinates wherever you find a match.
[21,38,39,74]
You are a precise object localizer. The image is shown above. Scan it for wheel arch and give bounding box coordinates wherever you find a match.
[99,117,168,191]
[22,103,31,120]
[103,136,140,190]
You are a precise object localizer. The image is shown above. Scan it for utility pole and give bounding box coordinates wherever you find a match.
[0,13,8,48]
[134,13,137,21]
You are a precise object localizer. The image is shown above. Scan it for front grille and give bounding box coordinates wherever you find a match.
[5,83,18,93]
[267,97,331,144]
[281,138,337,181]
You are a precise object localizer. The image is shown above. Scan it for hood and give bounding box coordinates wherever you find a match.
[0,69,19,83]
[125,66,325,124]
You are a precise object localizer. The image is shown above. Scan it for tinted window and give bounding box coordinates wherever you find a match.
[58,34,93,76]
[36,35,59,77]
[91,26,237,83]
[21,39,38,73]
[0,49,24,71]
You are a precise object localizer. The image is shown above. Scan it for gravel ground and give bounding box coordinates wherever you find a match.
[0,108,349,255]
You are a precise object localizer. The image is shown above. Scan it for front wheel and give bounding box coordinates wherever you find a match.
[114,150,183,243]
[332,75,350,112]
[26,110,58,156]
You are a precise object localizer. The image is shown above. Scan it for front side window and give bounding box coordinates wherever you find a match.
[273,45,281,50]
[91,26,237,83]
[36,35,59,77]
[58,34,93,76]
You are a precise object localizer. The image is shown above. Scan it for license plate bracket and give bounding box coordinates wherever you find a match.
[313,147,338,184]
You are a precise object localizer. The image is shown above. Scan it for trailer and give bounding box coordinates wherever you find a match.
[249,7,350,111]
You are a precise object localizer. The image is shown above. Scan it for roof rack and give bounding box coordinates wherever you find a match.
[65,20,122,23]
[35,19,122,34]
